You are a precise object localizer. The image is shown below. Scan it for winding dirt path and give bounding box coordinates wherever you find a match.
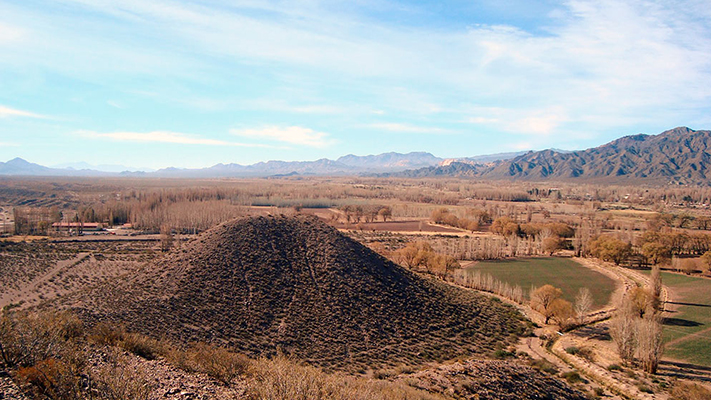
[531,258,662,399]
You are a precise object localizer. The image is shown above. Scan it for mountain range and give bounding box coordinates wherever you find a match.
[0,151,512,178]
[2,127,709,184]
[391,127,709,184]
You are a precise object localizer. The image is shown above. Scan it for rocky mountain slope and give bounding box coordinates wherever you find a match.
[394,127,711,184]
[61,215,525,371]
[484,127,710,183]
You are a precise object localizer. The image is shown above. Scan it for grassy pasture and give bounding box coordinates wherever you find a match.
[641,270,711,367]
[464,257,616,309]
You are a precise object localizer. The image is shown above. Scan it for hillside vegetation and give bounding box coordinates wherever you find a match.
[58,215,526,371]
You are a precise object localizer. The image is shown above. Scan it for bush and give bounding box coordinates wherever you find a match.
[493,349,515,359]
[92,350,154,400]
[670,381,711,400]
[90,323,166,360]
[606,363,622,372]
[17,358,84,399]
[561,371,584,384]
[637,384,653,393]
[186,343,249,385]
[0,310,84,368]
[529,359,558,375]
[373,368,396,380]
[566,346,595,362]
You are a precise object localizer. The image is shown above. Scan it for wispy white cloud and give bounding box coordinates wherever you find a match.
[1,0,710,152]
[474,107,569,136]
[466,116,499,124]
[368,122,449,134]
[0,22,24,44]
[78,130,270,147]
[247,99,345,114]
[230,126,334,148]
[106,100,124,109]
[0,105,47,119]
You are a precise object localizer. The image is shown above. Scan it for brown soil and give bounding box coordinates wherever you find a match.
[401,359,588,400]
[336,220,466,234]
[57,215,526,371]
[0,241,155,311]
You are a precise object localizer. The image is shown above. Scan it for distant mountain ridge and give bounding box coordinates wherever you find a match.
[3,127,710,183]
[0,150,534,178]
[337,151,443,170]
[1,151,502,177]
[52,161,155,173]
[392,127,711,184]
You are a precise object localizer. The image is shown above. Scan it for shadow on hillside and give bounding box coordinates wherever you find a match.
[667,301,711,308]
[658,360,711,382]
[663,317,703,327]
[571,324,611,341]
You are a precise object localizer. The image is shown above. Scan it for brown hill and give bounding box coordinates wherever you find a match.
[484,126,711,183]
[392,127,711,184]
[403,359,588,400]
[63,215,525,370]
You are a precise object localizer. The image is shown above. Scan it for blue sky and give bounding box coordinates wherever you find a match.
[1,0,710,169]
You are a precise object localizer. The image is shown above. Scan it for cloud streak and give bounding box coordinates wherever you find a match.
[368,123,449,134]
[78,130,271,147]
[231,126,334,148]
[0,105,47,119]
[1,0,710,159]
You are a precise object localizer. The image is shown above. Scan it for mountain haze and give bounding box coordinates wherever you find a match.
[337,151,443,170]
[0,152,444,177]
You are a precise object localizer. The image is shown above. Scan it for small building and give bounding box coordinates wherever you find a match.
[52,222,103,232]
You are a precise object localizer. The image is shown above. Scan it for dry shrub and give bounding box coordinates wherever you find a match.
[17,358,84,399]
[0,310,84,368]
[171,343,249,385]
[670,381,711,400]
[90,323,166,360]
[117,333,165,360]
[89,322,126,347]
[92,325,246,385]
[92,350,154,400]
[245,355,442,400]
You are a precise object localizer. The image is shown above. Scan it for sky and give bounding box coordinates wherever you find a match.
[1,0,710,169]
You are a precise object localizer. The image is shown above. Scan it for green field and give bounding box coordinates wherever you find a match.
[641,271,711,367]
[465,257,616,309]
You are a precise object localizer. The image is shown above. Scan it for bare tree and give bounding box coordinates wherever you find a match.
[610,300,637,365]
[378,206,392,222]
[160,224,174,252]
[636,314,664,374]
[574,287,593,324]
[649,265,663,312]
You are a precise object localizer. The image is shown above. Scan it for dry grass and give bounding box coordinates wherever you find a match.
[244,355,443,400]
[670,381,711,400]
[168,343,249,385]
[91,349,154,400]
[90,323,167,360]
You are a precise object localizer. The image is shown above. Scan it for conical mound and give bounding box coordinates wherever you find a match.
[70,215,524,370]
